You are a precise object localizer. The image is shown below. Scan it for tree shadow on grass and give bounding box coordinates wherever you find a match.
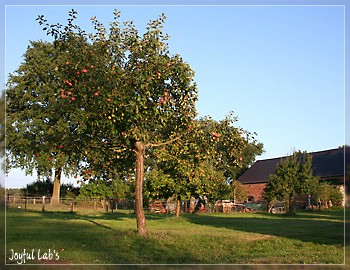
[183,211,344,247]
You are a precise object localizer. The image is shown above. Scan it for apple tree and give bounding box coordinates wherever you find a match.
[153,113,257,216]
[35,10,197,234]
[6,39,87,205]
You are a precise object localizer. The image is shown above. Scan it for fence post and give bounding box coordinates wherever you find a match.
[42,196,46,212]
[24,197,27,211]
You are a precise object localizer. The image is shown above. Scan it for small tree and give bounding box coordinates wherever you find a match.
[144,167,175,202]
[231,180,248,203]
[263,151,318,213]
[315,182,343,207]
[330,186,343,206]
[153,114,257,216]
[21,178,53,197]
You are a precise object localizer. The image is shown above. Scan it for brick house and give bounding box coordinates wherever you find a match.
[237,146,349,204]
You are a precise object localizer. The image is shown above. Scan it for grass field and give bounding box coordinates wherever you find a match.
[5,206,346,265]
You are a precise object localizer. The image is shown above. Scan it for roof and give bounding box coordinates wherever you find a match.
[238,146,350,184]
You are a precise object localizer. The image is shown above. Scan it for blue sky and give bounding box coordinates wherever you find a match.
[2,1,348,188]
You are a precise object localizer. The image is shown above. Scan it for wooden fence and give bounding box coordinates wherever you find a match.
[6,195,135,213]
[6,196,257,214]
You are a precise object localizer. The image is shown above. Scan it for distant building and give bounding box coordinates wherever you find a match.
[237,146,349,205]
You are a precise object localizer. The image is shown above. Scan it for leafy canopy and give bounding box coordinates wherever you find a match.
[263,151,318,212]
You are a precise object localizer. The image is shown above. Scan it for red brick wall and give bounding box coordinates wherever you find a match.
[243,183,267,202]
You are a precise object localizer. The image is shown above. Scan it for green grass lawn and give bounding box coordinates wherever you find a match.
[5,206,346,265]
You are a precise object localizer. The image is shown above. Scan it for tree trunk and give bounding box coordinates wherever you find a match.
[175,196,181,217]
[288,194,295,214]
[189,196,196,213]
[51,167,62,206]
[135,141,147,235]
[268,204,273,213]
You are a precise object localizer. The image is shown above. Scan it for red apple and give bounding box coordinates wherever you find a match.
[212,132,220,138]
[65,80,73,87]
[67,91,72,95]
[93,92,99,97]
[76,71,80,75]
[81,69,88,73]
[59,145,63,149]
[71,97,76,101]
[166,62,170,67]
[66,61,70,65]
